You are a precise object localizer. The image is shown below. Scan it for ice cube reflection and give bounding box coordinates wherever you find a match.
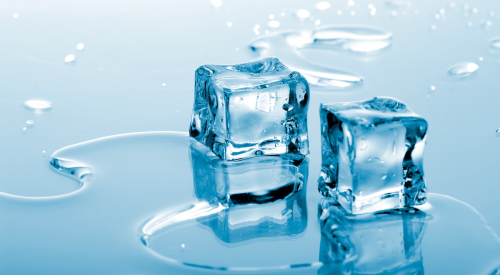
[142,139,309,245]
[191,139,309,243]
[318,198,426,274]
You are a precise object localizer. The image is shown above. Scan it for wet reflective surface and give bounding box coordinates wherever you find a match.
[1,0,500,273]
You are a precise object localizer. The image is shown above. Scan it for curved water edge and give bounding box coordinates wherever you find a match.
[248,25,393,90]
[3,131,499,274]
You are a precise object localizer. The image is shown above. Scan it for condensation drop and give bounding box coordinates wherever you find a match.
[76,43,85,50]
[447,62,478,78]
[26,120,34,124]
[65,54,76,63]
[24,98,52,112]
[315,2,331,10]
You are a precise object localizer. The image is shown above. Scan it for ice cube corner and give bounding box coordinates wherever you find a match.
[189,57,310,160]
[318,97,427,215]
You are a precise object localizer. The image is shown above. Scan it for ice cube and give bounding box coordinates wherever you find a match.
[189,57,310,160]
[318,97,427,214]
[190,140,308,242]
[318,199,426,274]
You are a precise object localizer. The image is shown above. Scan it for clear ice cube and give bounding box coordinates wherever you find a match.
[318,97,427,214]
[190,140,308,242]
[318,199,426,274]
[189,57,310,160]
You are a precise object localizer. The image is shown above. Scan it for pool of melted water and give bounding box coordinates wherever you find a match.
[1,0,500,273]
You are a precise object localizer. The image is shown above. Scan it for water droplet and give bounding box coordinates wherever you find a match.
[350,11,356,16]
[281,12,285,17]
[439,9,445,14]
[268,21,280,28]
[490,37,500,49]
[227,22,233,27]
[255,150,263,155]
[429,86,436,91]
[447,62,478,78]
[26,120,34,124]
[431,25,437,30]
[472,8,478,13]
[23,127,26,131]
[294,9,310,19]
[435,14,441,19]
[478,57,484,62]
[495,128,500,138]
[315,19,321,25]
[337,10,342,15]
[65,54,76,63]
[235,47,239,51]
[181,244,185,248]
[24,98,52,112]
[210,0,222,7]
[381,174,387,180]
[450,2,455,8]
[76,43,85,50]
[13,13,18,18]
[316,2,331,10]
[269,14,274,19]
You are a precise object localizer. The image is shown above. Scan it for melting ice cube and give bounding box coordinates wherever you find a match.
[318,198,426,274]
[318,97,427,214]
[189,57,310,160]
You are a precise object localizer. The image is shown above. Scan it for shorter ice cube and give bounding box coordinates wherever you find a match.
[189,57,310,160]
[190,140,308,242]
[318,97,427,214]
[318,199,426,274]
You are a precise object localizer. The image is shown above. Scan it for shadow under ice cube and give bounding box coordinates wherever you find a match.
[189,57,310,160]
[318,97,427,214]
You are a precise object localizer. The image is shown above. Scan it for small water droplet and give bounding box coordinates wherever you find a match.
[337,10,342,15]
[65,54,76,63]
[448,62,478,78]
[315,19,321,25]
[76,43,85,50]
[23,127,26,131]
[381,174,387,180]
[490,37,500,49]
[439,9,445,14]
[435,14,440,19]
[495,128,500,138]
[316,2,331,10]
[268,21,280,28]
[294,9,310,19]
[181,244,185,248]
[429,86,436,91]
[227,22,233,27]
[13,13,18,18]
[431,25,437,30]
[348,0,355,6]
[478,57,484,62]
[24,98,52,112]
[472,8,478,13]
[255,150,263,155]
[26,120,34,124]
[210,0,222,7]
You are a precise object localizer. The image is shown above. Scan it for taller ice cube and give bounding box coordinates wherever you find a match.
[318,97,427,214]
[189,57,310,160]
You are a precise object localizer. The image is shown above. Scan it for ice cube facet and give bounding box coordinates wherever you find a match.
[189,57,310,160]
[318,97,427,214]
[318,199,426,274]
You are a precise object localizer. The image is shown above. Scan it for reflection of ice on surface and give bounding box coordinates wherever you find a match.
[248,25,392,89]
[142,139,308,245]
[318,198,426,274]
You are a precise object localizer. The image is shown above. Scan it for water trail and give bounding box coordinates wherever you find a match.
[248,25,392,89]
[141,201,227,245]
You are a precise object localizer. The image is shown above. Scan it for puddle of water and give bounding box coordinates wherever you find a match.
[3,132,498,274]
[248,25,392,90]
